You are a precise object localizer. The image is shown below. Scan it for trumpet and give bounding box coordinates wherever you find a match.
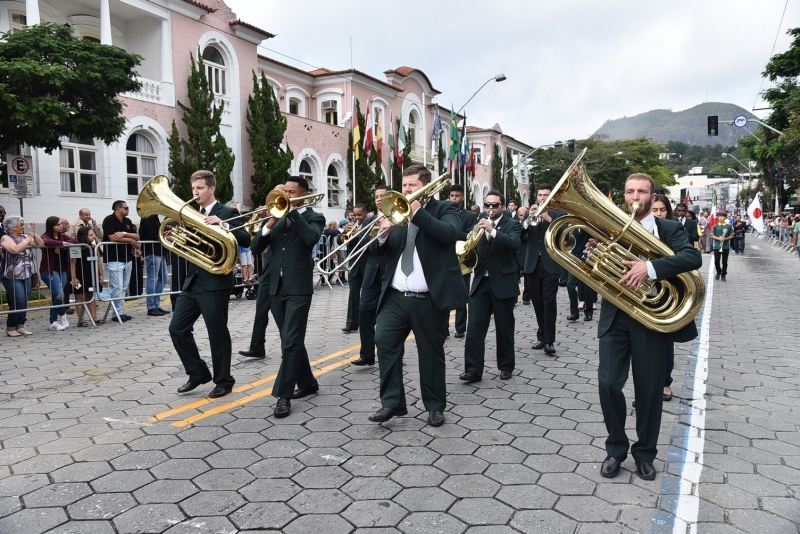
[223,189,325,234]
[527,205,541,226]
[340,220,361,242]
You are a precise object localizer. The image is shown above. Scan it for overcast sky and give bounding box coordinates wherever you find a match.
[226,0,798,148]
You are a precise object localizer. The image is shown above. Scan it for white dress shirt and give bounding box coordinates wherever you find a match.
[381,224,429,293]
[638,213,659,279]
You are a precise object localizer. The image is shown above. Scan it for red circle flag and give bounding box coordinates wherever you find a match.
[753,207,762,219]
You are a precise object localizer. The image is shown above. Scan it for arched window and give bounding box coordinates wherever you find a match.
[126,133,156,196]
[60,136,98,194]
[202,46,227,96]
[289,98,301,115]
[327,165,341,207]
[407,112,417,147]
[299,160,315,191]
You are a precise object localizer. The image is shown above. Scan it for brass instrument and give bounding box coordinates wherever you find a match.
[340,220,361,242]
[456,222,485,275]
[527,205,541,226]
[538,148,705,333]
[225,189,325,234]
[316,217,383,275]
[137,175,239,275]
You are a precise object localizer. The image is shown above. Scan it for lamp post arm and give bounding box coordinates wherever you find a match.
[455,77,494,118]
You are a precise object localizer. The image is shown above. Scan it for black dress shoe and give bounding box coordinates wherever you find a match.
[544,343,556,354]
[122,314,132,321]
[342,327,358,333]
[368,406,408,422]
[147,309,165,316]
[601,456,624,478]
[208,385,232,399]
[238,349,266,359]
[291,381,319,399]
[177,378,211,393]
[274,398,291,418]
[567,314,579,321]
[500,370,512,380]
[351,358,375,366]
[635,460,656,480]
[663,390,673,402]
[459,371,481,383]
[584,312,593,321]
[522,299,531,305]
[157,308,171,314]
[531,341,545,350]
[558,281,567,287]
[428,410,445,427]
[454,331,465,339]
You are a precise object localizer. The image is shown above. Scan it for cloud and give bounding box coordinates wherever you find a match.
[226,0,799,147]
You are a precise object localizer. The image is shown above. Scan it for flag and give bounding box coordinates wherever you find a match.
[747,195,765,233]
[448,106,460,162]
[388,112,395,166]
[352,99,361,160]
[376,111,383,161]
[684,191,692,205]
[363,103,373,153]
[397,116,406,169]
[708,190,718,229]
[460,120,468,165]
[469,143,476,176]
[465,142,472,177]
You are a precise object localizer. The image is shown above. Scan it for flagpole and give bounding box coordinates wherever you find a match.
[352,95,356,208]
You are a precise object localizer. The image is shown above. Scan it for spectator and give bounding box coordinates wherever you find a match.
[732,214,747,254]
[1,216,43,336]
[69,208,103,241]
[320,221,341,283]
[711,210,734,281]
[102,200,138,322]
[139,214,170,317]
[791,215,800,259]
[163,221,187,311]
[71,226,104,326]
[698,211,711,253]
[0,205,6,240]
[40,216,78,330]
[240,245,254,285]
[59,217,76,316]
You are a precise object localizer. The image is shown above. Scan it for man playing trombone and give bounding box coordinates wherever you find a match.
[368,166,467,427]
[252,176,325,418]
[449,184,477,338]
[340,204,368,334]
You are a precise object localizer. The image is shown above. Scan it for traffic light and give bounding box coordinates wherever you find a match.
[567,139,576,154]
[707,116,718,136]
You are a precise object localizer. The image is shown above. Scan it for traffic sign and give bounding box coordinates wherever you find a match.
[733,115,748,128]
[10,156,30,175]
[10,174,34,199]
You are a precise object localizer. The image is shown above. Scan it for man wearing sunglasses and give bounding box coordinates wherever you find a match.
[523,184,564,355]
[459,192,521,383]
[449,184,477,338]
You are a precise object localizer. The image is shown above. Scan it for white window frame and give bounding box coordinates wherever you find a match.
[126,133,157,197]
[299,160,315,191]
[289,98,301,116]
[408,111,418,148]
[285,85,309,117]
[203,46,227,96]
[327,165,341,207]
[9,10,27,32]
[60,137,99,196]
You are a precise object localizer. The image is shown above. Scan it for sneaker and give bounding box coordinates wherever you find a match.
[59,315,70,328]
[49,322,66,331]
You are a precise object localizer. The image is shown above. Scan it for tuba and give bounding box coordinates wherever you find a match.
[137,175,239,275]
[538,149,705,333]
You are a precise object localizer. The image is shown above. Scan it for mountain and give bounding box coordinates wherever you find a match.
[592,102,758,146]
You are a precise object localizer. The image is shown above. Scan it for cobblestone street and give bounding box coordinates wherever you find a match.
[1,242,798,534]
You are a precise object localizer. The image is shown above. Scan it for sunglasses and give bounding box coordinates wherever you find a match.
[483,202,502,209]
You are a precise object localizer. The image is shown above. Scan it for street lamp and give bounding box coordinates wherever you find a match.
[721,153,753,174]
[454,74,507,117]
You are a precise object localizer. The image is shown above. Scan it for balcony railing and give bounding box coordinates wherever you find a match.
[124,78,162,104]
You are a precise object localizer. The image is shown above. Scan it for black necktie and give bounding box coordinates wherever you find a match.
[200,207,206,215]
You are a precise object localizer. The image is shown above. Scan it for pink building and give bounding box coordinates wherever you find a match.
[0,0,533,224]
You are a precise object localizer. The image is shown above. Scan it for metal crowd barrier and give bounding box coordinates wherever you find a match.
[314,232,349,290]
[748,227,795,253]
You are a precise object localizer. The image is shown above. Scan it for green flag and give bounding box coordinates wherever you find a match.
[449,106,459,162]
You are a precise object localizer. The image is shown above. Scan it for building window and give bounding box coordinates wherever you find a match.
[473,147,482,165]
[289,98,300,115]
[327,165,340,207]
[60,137,98,194]
[202,46,227,96]
[408,112,417,147]
[126,133,156,196]
[323,100,338,125]
[9,11,26,32]
[81,33,101,43]
[299,160,314,191]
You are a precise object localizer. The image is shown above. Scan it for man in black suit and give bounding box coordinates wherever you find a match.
[523,184,563,355]
[674,203,699,248]
[170,170,251,399]
[351,185,390,367]
[239,184,286,360]
[596,173,701,482]
[253,176,325,418]
[369,165,467,427]
[565,228,597,322]
[515,207,530,305]
[459,191,521,383]
[450,184,477,338]
[341,204,368,333]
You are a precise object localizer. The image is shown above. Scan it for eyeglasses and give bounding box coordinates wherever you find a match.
[483,202,502,209]
[121,207,129,210]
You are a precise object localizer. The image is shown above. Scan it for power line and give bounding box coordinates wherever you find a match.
[751,0,789,111]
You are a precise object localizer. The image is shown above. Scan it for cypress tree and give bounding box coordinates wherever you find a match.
[346,99,379,211]
[246,71,293,207]
[492,143,504,192]
[506,146,520,204]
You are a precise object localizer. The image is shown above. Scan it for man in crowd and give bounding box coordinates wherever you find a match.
[515,207,530,305]
[351,185,389,367]
[449,184,477,338]
[712,209,734,281]
[565,227,596,322]
[459,191,521,383]
[341,204,368,334]
[523,184,563,355]
[102,200,139,322]
[170,171,250,399]
[507,199,517,217]
[139,214,170,317]
[793,215,800,260]
[674,203,699,249]
[69,208,104,242]
[596,173,701,482]
[254,176,325,418]
[369,165,467,427]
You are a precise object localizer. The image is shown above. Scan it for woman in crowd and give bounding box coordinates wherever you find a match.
[40,216,78,331]
[320,221,341,284]
[650,195,676,401]
[1,216,43,337]
[71,226,104,326]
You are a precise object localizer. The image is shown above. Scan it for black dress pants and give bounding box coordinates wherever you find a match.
[454,273,471,334]
[271,278,315,399]
[464,276,516,377]
[358,279,381,363]
[525,261,560,343]
[247,276,271,353]
[714,248,729,275]
[345,272,363,329]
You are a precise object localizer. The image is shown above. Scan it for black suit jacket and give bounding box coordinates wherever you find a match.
[523,211,565,275]
[457,207,478,241]
[183,202,251,292]
[676,216,700,244]
[469,213,521,300]
[598,217,702,343]
[362,214,388,290]
[251,208,325,296]
[371,198,467,312]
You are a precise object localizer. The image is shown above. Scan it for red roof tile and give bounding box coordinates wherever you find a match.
[229,19,275,38]
[258,56,402,93]
[180,0,216,12]
[384,66,441,94]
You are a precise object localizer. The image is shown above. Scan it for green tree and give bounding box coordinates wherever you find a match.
[506,146,521,204]
[346,99,379,211]
[492,143,504,192]
[168,49,235,203]
[0,22,142,153]
[246,71,293,207]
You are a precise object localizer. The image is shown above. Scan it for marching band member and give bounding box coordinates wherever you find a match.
[340,204,368,334]
[449,184,477,338]
[459,191,521,383]
[368,165,467,427]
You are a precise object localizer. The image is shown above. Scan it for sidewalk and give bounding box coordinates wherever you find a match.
[0,244,797,533]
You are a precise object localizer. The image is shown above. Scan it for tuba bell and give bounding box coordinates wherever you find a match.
[137,175,240,275]
[538,149,705,333]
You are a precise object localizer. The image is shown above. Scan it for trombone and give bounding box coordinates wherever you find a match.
[316,215,385,275]
[221,189,325,235]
